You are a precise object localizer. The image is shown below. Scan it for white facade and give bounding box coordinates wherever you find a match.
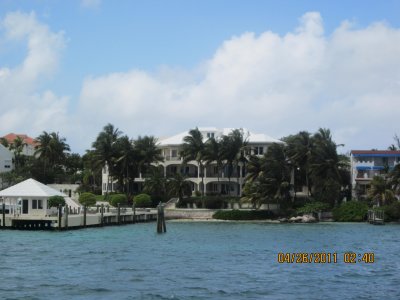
[0,178,67,217]
[102,127,284,196]
[0,144,13,173]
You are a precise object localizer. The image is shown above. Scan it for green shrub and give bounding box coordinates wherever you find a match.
[109,194,128,207]
[213,210,275,220]
[134,193,152,208]
[332,201,368,222]
[48,195,66,208]
[297,201,330,214]
[383,202,400,221]
[79,192,97,207]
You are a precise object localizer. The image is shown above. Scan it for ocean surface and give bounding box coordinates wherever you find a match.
[0,222,399,300]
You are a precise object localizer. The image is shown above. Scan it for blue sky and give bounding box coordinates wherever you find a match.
[1,0,400,153]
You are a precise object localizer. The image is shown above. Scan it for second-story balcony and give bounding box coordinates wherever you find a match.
[164,155,182,162]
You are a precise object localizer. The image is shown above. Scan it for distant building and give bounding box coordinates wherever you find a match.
[350,150,400,198]
[2,133,36,156]
[0,144,13,173]
[102,127,284,196]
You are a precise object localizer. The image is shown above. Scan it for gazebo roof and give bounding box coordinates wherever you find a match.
[0,178,66,198]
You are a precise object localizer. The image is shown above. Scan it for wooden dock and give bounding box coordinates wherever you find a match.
[368,209,384,225]
[1,206,157,230]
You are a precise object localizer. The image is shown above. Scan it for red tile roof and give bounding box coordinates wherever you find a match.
[2,133,36,146]
[351,150,400,155]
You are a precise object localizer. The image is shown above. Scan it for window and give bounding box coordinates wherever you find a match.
[171,149,177,157]
[38,200,43,209]
[254,146,264,155]
[207,132,215,138]
[32,199,37,209]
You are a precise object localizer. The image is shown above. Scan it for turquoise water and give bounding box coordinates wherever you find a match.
[0,222,399,299]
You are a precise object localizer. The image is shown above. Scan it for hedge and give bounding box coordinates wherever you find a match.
[213,210,275,220]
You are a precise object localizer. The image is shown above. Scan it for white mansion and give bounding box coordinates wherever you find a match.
[102,127,284,196]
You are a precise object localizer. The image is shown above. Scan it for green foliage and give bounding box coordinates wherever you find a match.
[48,195,66,208]
[297,201,330,214]
[213,210,275,220]
[333,201,368,222]
[79,192,97,206]
[109,193,128,207]
[383,201,400,221]
[134,193,152,208]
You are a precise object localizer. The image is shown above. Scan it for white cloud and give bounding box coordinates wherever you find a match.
[78,12,400,151]
[0,11,68,138]
[1,11,400,153]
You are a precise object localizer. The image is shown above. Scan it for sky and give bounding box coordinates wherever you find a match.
[1,0,400,154]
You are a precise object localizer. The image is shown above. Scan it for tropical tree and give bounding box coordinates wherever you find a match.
[0,137,9,148]
[388,164,400,196]
[92,124,122,194]
[180,128,206,198]
[221,129,248,196]
[284,131,313,197]
[309,128,343,205]
[10,136,27,170]
[34,131,70,183]
[48,195,66,208]
[242,143,291,209]
[143,166,168,202]
[134,136,163,177]
[368,176,396,206]
[79,192,97,207]
[114,135,139,193]
[203,137,224,195]
[168,173,192,203]
[388,134,400,150]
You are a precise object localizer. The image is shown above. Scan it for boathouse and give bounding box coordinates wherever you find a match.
[0,178,156,230]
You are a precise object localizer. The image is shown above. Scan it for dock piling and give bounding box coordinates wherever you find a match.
[101,204,104,226]
[157,202,166,233]
[58,204,62,230]
[83,205,87,227]
[65,205,69,229]
[2,203,5,228]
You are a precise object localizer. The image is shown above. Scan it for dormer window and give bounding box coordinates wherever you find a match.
[207,132,215,138]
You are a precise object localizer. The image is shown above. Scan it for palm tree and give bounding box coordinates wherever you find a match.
[389,164,400,197]
[144,166,168,202]
[167,173,192,203]
[285,131,313,197]
[0,137,9,148]
[368,176,396,206]
[10,136,27,170]
[35,131,70,182]
[92,124,122,194]
[242,143,291,209]
[203,137,224,195]
[180,128,206,197]
[114,135,139,193]
[134,136,163,177]
[221,129,248,196]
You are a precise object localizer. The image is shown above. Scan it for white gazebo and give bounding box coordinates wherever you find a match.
[0,178,67,217]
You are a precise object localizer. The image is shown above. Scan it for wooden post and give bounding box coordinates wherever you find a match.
[58,204,62,230]
[157,202,166,233]
[2,203,5,228]
[117,203,121,225]
[65,205,69,229]
[83,205,87,227]
[132,203,136,223]
[101,204,104,226]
